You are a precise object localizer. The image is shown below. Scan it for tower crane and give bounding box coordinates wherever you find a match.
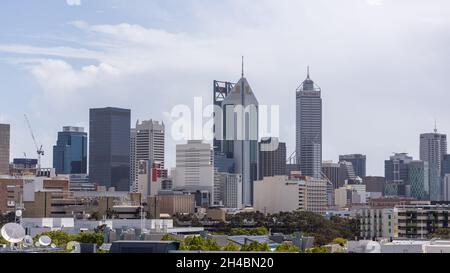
[24,114,44,170]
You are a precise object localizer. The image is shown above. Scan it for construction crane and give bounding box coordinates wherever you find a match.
[24,114,44,170]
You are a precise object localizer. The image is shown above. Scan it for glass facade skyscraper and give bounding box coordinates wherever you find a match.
[409,160,429,201]
[53,126,87,174]
[339,154,366,178]
[296,68,322,178]
[420,130,447,201]
[89,107,131,191]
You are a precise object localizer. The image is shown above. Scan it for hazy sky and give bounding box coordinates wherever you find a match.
[1,0,450,176]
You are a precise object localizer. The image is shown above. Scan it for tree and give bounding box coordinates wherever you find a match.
[332,237,347,247]
[33,231,73,248]
[161,234,178,241]
[222,242,241,252]
[0,212,14,227]
[275,243,300,253]
[305,247,330,253]
[181,236,221,251]
[241,242,270,252]
[250,227,269,235]
[430,228,450,239]
[74,232,104,246]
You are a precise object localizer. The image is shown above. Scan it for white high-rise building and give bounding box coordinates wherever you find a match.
[173,140,214,198]
[131,120,165,192]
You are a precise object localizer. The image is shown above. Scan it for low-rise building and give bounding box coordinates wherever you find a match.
[157,191,195,215]
[358,204,450,240]
[358,208,395,240]
[253,175,327,215]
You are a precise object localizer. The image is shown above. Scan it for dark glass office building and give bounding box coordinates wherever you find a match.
[53,126,88,174]
[258,137,286,179]
[339,154,367,178]
[89,107,131,191]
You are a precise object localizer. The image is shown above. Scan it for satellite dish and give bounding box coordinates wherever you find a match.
[50,243,57,249]
[23,235,33,247]
[35,242,41,247]
[38,235,51,247]
[0,223,26,243]
[15,210,22,218]
[66,241,81,253]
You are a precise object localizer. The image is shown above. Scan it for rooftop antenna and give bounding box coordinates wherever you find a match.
[241,56,244,78]
[307,66,310,79]
[434,119,438,133]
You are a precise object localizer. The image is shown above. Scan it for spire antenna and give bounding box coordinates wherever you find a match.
[434,119,438,133]
[307,66,310,79]
[241,56,244,78]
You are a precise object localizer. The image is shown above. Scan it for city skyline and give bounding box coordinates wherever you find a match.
[1,0,450,176]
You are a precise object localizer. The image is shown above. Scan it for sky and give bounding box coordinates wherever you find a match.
[1,0,450,176]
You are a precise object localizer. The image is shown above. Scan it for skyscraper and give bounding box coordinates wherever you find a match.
[409,160,429,200]
[0,124,10,175]
[441,154,450,177]
[214,62,259,206]
[258,137,286,179]
[420,128,447,201]
[322,161,340,189]
[339,154,366,178]
[131,119,165,191]
[338,161,357,188]
[384,153,413,196]
[89,107,131,191]
[53,126,87,175]
[130,128,137,191]
[296,68,322,178]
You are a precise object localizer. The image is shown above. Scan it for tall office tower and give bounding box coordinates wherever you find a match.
[135,120,165,167]
[213,152,235,173]
[384,153,413,196]
[132,120,165,191]
[129,128,137,191]
[409,160,429,200]
[213,64,259,206]
[420,129,447,201]
[339,154,366,178]
[0,124,10,175]
[442,154,450,177]
[173,140,214,196]
[444,174,450,201]
[52,126,87,175]
[258,137,286,179]
[338,161,357,188]
[322,161,340,189]
[89,107,131,191]
[296,68,322,178]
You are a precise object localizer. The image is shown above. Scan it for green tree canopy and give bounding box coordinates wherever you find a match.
[275,243,300,253]
[241,242,270,252]
[331,237,347,247]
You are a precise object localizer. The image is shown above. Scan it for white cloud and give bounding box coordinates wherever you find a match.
[66,0,81,6]
[366,0,383,5]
